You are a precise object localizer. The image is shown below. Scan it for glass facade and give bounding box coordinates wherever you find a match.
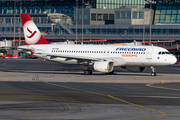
[96,0,156,9]
[0,16,57,24]
[1,0,180,41]
[70,25,180,35]
[154,0,180,24]
[0,1,76,19]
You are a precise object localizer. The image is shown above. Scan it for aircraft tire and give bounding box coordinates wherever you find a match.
[151,72,157,76]
[84,70,92,75]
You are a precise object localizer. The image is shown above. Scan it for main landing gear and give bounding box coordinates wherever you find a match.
[79,65,93,75]
[84,69,92,75]
[151,66,157,76]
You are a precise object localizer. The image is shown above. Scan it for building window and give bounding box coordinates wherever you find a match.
[115,11,120,19]
[97,14,102,21]
[109,14,114,20]
[133,11,138,19]
[85,13,90,20]
[121,11,125,19]
[79,14,82,20]
[103,14,108,20]
[91,13,96,20]
[126,11,131,19]
[139,12,144,19]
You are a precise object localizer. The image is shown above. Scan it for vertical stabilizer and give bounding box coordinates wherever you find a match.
[20,14,50,45]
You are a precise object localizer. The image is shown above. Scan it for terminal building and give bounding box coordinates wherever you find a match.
[0,0,180,54]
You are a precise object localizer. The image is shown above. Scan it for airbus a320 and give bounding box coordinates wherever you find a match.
[18,14,177,76]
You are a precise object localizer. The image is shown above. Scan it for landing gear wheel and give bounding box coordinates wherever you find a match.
[84,70,92,75]
[150,66,156,76]
[105,71,114,75]
[151,72,157,76]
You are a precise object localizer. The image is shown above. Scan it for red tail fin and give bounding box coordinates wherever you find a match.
[20,14,50,45]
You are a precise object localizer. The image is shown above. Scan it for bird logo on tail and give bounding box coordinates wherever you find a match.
[26,27,37,38]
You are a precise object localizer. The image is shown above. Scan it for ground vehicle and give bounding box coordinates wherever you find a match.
[177,57,180,62]
[21,53,31,58]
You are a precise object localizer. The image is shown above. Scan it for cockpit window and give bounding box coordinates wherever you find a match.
[165,52,170,54]
[158,51,170,55]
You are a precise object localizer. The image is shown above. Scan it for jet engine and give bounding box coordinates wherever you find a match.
[93,61,114,73]
[125,67,145,72]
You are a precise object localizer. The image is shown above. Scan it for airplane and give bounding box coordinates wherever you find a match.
[18,14,177,76]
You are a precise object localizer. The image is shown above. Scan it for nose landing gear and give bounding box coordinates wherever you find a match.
[151,66,156,76]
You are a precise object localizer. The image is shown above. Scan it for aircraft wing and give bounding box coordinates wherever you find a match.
[42,53,104,61]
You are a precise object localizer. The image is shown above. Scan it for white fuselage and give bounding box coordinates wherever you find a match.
[27,44,177,67]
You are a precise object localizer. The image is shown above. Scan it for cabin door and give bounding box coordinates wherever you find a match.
[146,48,153,59]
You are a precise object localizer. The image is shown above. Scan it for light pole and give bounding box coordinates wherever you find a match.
[76,0,78,42]
[149,0,152,46]
[143,20,145,42]
[82,0,83,45]
[14,0,16,41]
[19,0,21,46]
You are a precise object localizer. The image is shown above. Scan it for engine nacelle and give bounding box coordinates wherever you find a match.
[93,61,114,73]
[125,67,145,72]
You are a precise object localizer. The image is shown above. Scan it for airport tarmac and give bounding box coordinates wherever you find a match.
[0,59,180,120]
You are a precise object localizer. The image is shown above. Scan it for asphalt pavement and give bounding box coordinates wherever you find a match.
[0,58,180,120]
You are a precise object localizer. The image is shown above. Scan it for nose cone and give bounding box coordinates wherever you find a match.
[170,56,177,65]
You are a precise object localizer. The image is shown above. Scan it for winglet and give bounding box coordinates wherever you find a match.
[20,14,50,45]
